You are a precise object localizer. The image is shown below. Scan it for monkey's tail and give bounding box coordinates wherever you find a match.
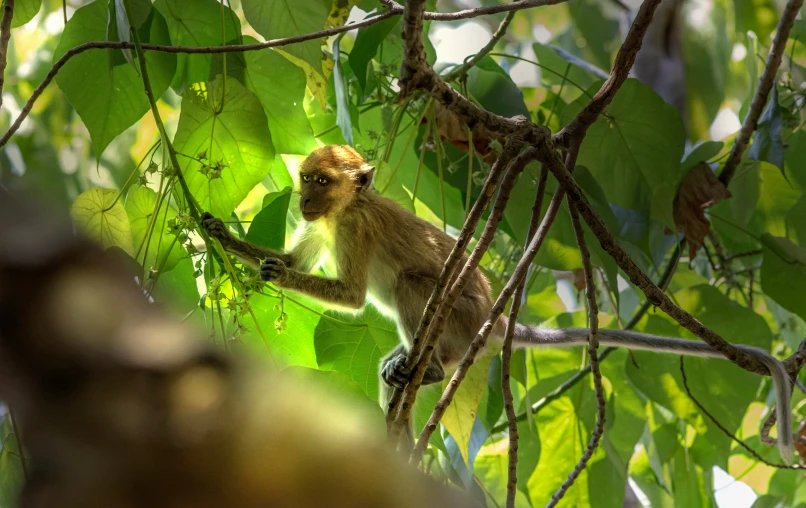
[508,322,795,464]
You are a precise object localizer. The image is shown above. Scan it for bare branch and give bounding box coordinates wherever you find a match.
[0,0,14,110]
[536,144,773,376]
[553,0,662,149]
[546,203,607,507]
[502,164,547,508]
[718,0,805,186]
[385,143,520,440]
[383,0,567,21]
[680,357,804,469]
[784,338,806,376]
[410,184,567,464]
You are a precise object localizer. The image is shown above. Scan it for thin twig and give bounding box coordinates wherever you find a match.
[385,143,520,441]
[718,0,804,186]
[680,357,804,469]
[0,0,14,110]
[444,8,517,80]
[501,163,548,508]
[383,0,566,21]
[546,202,607,507]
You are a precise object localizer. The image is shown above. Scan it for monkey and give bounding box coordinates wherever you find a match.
[200,144,794,464]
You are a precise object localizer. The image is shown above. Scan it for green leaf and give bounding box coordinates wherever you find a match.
[683,0,730,140]
[242,292,318,367]
[442,351,494,466]
[245,187,292,251]
[154,0,240,93]
[109,0,152,69]
[466,57,529,118]
[749,87,786,172]
[172,75,275,219]
[125,185,184,272]
[532,42,602,96]
[761,234,806,323]
[314,305,399,402]
[54,4,176,159]
[152,257,200,315]
[372,159,415,212]
[733,0,777,42]
[333,34,353,146]
[626,285,771,464]
[348,13,399,91]
[681,141,724,174]
[11,0,41,28]
[71,187,134,255]
[563,79,687,229]
[0,415,24,508]
[567,0,620,71]
[243,41,316,155]
[241,0,330,76]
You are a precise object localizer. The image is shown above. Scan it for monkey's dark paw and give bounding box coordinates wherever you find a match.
[381,353,411,389]
[260,257,288,284]
[200,212,230,240]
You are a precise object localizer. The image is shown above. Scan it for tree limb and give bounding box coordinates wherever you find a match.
[0,0,14,111]
[718,0,805,186]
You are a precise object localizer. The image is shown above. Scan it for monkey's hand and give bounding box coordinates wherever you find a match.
[260,257,290,285]
[200,212,232,243]
[380,352,411,389]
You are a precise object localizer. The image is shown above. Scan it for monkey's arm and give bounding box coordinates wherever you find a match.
[261,223,369,309]
[201,213,325,273]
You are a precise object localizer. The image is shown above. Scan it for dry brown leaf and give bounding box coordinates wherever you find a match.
[670,162,731,257]
[425,102,503,163]
[795,420,806,464]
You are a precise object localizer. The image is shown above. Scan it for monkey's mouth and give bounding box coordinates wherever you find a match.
[301,210,324,221]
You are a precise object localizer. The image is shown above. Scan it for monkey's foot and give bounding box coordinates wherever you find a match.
[200,212,230,240]
[381,353,411,389]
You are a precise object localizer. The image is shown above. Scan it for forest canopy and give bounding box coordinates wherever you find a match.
[2,0,806,507]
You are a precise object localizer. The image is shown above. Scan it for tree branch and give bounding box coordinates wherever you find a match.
[546,202,607,507]
[383,0,567,21]
[718,0,804,186]
[0,0,14,110]
[536,144,773,376]
[553,0,662,149]
[501,164,548,508]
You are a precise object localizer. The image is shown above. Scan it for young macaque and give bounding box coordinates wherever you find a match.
[202,145,794,463]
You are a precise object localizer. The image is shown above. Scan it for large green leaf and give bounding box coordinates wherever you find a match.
[348,14,400,91]
[467,57,529,118]
[125,186,184,273]
[243,42,316,155]
[566,0,619,71]
[248,292,321,368]
[71,187,134,255]
[241,0,330,76]
[0,415,24,508]
[54,4,176,159]
[562,79,687,229]
[11,0,41,28]
[245,187,292,251]
[314,305,399,402]
[154,0,240,93]
[172,75,275,219]
[761,234,806,323]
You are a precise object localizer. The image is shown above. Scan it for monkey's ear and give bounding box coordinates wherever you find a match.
[358,165,376,193]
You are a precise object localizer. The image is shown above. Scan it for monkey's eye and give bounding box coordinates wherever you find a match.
[317,177,328,185]
[301,174,311,183]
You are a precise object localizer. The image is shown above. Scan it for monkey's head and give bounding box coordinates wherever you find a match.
[297,145,375,221]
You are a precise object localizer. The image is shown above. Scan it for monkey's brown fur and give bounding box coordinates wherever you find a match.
[203,145,795,462]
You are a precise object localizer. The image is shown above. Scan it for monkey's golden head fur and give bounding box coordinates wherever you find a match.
[297,145,375,222]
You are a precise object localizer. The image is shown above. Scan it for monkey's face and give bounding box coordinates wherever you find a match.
[298,145,373,221]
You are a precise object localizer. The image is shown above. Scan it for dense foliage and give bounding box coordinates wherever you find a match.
[2,0,806,506]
